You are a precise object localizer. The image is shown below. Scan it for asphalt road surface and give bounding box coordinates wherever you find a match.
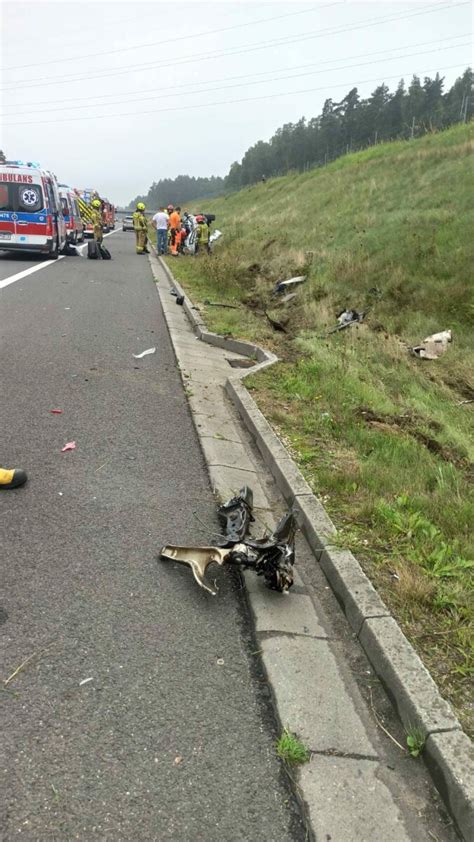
[0,233,304,841]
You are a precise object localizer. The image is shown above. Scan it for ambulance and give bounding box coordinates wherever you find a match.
[58,184,85,244]
[0,161,67,258]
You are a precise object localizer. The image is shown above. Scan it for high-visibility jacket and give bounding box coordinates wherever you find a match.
[196,221,209,244]
[169,211,181,230]
[133,210,147,231]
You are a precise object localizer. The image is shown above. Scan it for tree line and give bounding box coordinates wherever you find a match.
[129,174,225,211]
[129,68,472,206]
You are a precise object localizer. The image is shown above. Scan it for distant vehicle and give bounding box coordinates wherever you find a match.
[0,161,66,258]
[122,215,134,232]
[58,184,84,244]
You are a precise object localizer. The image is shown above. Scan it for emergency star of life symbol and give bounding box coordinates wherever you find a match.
[21,188,38,206]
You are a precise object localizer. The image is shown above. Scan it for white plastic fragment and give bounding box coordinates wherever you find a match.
[133,347,156,359]
[79,677,93,686]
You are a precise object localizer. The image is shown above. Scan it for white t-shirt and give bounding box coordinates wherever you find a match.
[153,211,168,230]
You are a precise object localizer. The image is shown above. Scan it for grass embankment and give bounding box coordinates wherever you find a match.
[166,123,474,734]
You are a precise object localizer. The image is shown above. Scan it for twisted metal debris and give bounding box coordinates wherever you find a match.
[160,487,296,596]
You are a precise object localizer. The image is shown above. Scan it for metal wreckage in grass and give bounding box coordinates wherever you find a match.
[160,487,296,596]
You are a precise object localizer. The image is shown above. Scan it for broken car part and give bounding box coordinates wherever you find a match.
[273,276,306,296]
[160,486,296,596]
[160,545,229,596]
[217,486,254,544]
[410,329,452,360]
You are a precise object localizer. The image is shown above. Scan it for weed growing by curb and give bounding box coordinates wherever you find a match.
[276,729,310,766]
[406,727,426,758]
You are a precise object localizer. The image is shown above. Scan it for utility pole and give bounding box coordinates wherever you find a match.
[410,116,415,139]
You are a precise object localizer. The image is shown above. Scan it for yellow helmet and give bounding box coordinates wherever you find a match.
[92,198,101,208]
[137,202,146,211]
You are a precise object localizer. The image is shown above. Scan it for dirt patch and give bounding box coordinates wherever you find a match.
[356,407,470,466]
[444,377,474,402]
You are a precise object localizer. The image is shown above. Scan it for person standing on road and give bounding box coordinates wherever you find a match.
[0,466,27,490]
[133,202,149,255]
[152,207,169,255]
[91,198,104,244]
[169,206,181,256]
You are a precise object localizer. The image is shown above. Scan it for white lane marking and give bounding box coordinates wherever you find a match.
[0,255,65,289]
[0,228,121,290]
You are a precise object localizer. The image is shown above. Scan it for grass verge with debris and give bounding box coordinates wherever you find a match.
[165,123,474,734]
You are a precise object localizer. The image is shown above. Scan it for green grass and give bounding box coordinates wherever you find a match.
[276,729,310,766]
[406,727,426,758]
[167,123,474,734]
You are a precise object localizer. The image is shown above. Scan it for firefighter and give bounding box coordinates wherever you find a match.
[195,214,210,255]
[91,198,104,244]
[133,202,149,254]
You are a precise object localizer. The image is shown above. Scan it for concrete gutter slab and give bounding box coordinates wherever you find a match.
[262,634,376,756]
[243,575,329,638]
[300,754,412,841]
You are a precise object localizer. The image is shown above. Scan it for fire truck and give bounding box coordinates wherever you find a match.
[75,189,115,237]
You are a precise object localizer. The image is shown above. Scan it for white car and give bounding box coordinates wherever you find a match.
[122,216,134,232]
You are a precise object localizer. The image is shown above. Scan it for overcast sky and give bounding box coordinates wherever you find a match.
[1,1,472,205]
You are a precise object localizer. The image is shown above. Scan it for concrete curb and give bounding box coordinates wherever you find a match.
[154,253,473,839]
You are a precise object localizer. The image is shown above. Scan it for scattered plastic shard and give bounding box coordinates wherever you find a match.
[50,409,63,414]
[337,308,361,326]
[79,677,93,686]
[160,545,229,595]
[326,308,365,335]
[273,275,306,295]
[61,441,76,452]
[133,347,156,359]
[276,292,299,306]
[411,329,452,360]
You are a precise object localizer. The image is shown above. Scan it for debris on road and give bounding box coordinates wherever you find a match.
[160,545,228,595]
[217,485,254,544]
[61,441,76,452]
[133,347,156,359]
[50,409,63,414]
[79,677,93,686]
[160,486,296,596]
[176,295,185,306]
[410,329,452,360]
[273,276,306,296]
